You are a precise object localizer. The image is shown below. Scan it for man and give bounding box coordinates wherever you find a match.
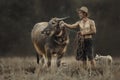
[62,6,96,69]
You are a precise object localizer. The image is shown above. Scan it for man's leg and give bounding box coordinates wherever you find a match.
[90,59,96,69]
[82,53,88,70]
[85,38,96,70]
[83,60,88,70]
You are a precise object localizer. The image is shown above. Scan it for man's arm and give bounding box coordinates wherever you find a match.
[64,21,79,28]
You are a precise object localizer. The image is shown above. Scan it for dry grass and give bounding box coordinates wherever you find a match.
[0,56,120,80]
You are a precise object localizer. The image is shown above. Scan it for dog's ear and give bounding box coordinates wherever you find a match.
[96,54,99,57]
[95,56,98,61]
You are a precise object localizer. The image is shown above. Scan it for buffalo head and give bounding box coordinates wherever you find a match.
[41,17,69,36]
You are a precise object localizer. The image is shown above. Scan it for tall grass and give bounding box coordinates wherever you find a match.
[0,57,119,80]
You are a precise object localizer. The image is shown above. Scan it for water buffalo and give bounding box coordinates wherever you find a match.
[31,17,69,67]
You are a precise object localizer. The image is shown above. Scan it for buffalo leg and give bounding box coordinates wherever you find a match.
[46,49,52,67]
[57,54,63,67]
[36,53,40,64]
[41,56,44,65]
[36,53,44,65]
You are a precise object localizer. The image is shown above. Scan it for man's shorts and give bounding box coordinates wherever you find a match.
[76,38,94,61]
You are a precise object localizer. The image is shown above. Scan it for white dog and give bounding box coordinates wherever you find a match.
[95,54,113,65]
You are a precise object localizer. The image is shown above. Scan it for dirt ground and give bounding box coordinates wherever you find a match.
[0,56,120,80]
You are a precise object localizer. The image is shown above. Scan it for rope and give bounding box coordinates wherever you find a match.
[65,28,85,60]
[73,33,85,60]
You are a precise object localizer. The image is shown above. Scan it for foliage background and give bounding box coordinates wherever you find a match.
[0,0,120,56]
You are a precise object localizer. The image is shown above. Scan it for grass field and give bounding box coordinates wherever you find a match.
[0,56,120,80]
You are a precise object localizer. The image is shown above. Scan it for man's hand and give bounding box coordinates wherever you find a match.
[59,21,65,27]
